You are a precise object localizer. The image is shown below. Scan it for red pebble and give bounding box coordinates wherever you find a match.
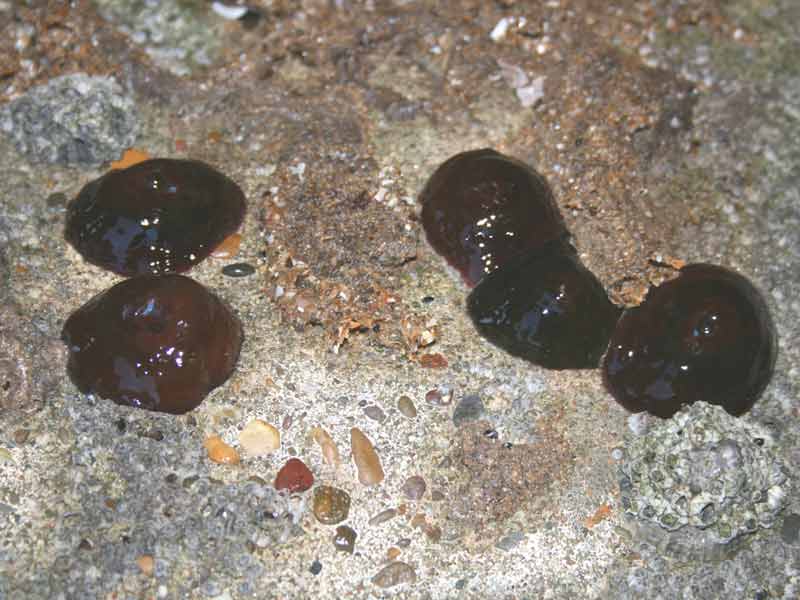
[275,458,314,493]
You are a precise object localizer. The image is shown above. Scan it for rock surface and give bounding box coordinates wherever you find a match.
[0,74,138,165]
[0,1,798,598]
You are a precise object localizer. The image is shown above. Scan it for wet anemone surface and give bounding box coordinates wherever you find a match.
[65,158,246,276]
[61,274,242,414]
[467,239,621,370]
[420,148,567,287]
[602,264,777,418]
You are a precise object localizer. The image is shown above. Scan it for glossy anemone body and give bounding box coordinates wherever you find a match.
[420,149,567,287]
[65,158,246,276]
[467,240,621,369]
[602,264,777,417]
[61,275,243,414]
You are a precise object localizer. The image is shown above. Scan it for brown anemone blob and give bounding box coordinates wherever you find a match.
[65,158,246,276]
[467,239,621,369]
[420,149,568,287]
[61,275,243,414]
[602,264,777,418]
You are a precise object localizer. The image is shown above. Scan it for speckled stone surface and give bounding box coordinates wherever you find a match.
[0,1,798,599]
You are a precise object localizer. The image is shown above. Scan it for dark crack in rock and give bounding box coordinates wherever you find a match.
[0,74,139,166]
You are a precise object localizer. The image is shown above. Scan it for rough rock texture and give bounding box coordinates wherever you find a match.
[620,402,787,543]
[0,74,139,165]
[0,0,799,598]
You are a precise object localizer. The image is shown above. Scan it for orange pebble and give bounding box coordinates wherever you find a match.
[211,232,243,259]
[110,148,150,170]
[204,434,240,465]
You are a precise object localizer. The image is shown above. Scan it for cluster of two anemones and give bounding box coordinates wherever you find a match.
[62,159,247,414]
[420,149,777,418]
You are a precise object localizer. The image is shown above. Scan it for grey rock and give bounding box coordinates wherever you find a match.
[94,0,222,76]
[368,508,397,526]
[621,402,788,544]
[780,513,800,545]
[0,74,139,166]
[495,531,525,551]
[452,394,485,427]
[401,475,427,500]
[363,405,386,422]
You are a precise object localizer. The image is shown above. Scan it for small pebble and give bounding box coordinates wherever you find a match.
[397,395,417,418]
[13,429,29,444]
[781,513,800,545]
[431,490,445,502]
[274,458,314,493]
[396,538,412,548]
[203,435,240,465]
[401,476,427,501]
[364,405,386,422]
[452,394,485,426]
[369,508,398,526]
[371,562,417,588]
[425,387,452,405]
[311,426,341,466]
[238,419,280,456]
[313,486,351,524]
[425,524,442,543]
[495,531,526,551]
[333,525,357,554]
[351,427,384,486]
[78,538,93,550]
[310,560,322,575]
[222,262,255,277]
[136,554,155,576]
[386,547,401,561]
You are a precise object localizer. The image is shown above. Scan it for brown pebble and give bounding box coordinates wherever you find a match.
[410,514,427,529]
[238,419,280,456]
[425,387,453,405]
[203,435,240,465]
[386,547,401,561]
[401,476,427,501]
[312,426,341,466]
[312,485,351,525]
[274,458,314,493]
[13,429,30,444]
[425,524,442,543]
[350,427,384,486]
[397,395,417,418]
[419,353,448,368]
[368,508,397,526]
[136,554,155,576]
[431,490,445,502]
[371,562,417,588]
[333,525,357,554]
